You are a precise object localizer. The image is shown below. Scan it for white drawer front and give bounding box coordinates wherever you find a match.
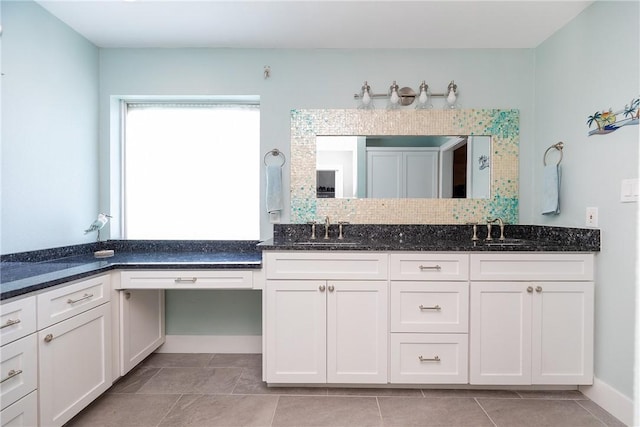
[0,297,36,346]
[119,270,253,290]
[0,335,37,410]
[265,252,388,280]
[37,275,110,329]
[390,333,468,384]
[390,254,469,281]
[0,390,38,427]
[470,254,594,281]
[391,282,468,333]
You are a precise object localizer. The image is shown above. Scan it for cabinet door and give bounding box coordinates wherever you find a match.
[403,150,438,198]
[265,281,326,383]
[327,281,387,384]
[367,151,402,198]
[470,282,532,385]
[120,290,165,376]
[531,282,594,385]
[39,303,111,427]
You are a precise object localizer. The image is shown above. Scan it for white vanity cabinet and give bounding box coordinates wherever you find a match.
[469,254,594,385]
[264,252,388,384]
[1,296,38,427]
[389,253,469,384]
[118,289,165,376]
[37,275,112,427]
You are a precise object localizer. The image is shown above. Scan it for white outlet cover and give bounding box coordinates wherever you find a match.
[620,179,638,203]
[586,207,598,227]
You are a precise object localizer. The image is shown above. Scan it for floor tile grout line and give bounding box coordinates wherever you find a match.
[375,396,384,426]
[229,367,245,395]
[574,400,610,427]
[154,392,185,427]
[474,397,499,427]
[134,366,165,394]
[269,395,281,427]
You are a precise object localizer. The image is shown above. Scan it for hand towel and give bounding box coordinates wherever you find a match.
[541,164,561,215]
[266,165,283,214]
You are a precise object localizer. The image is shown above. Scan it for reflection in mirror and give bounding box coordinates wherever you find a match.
[316,135,491,199]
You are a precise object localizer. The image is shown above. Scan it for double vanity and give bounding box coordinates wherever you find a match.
[1,224,599,427]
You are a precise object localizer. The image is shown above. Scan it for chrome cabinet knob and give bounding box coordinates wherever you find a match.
[328,285,335,292]
[319,285,326,292]
[536,286,543,293]
[44,334,54,343]
[527,286,533,293]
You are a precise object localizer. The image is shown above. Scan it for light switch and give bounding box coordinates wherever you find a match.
[620,179,638,203]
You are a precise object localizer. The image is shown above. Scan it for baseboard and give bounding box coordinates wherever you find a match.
[579,377,633,426]
[156,335,262,354]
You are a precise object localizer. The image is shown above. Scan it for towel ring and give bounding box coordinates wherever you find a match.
[543,142,564,166]
[264,149,286,167]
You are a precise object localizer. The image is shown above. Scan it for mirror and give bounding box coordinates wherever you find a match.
[316,135,491,199]
[290,109,519,225]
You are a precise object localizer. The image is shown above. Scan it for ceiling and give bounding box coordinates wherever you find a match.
[35,0,593,49]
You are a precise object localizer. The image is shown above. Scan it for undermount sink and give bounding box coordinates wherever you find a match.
[292,241,362,247]
[483,238,531,247]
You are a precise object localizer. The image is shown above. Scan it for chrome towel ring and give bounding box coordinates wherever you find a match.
[543,142,564,166]
[264,148,286,167]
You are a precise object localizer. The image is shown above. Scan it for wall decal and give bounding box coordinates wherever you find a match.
[587,96,639,136]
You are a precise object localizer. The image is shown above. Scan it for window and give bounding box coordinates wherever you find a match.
[123,102,260,240]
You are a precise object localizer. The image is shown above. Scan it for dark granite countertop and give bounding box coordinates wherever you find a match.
[1,240,262,301]
[260,224,601,253]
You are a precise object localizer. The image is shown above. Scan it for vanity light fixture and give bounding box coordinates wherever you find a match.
[357,81,375,110]
[387,81,401,110]
[354,80,459,109]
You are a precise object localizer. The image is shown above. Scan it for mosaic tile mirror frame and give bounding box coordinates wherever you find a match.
[290,109,519,224]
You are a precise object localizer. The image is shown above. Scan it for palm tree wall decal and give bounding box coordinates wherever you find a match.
[587,111,602,130]
[586,96,639,136]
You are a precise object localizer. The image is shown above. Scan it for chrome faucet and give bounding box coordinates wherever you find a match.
[338,221,349,240]
[324,216,331,240]
[307,220,317,240]
[487,217,505,241]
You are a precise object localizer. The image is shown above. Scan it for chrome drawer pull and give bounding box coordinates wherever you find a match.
[419,304,442,311]
[0,319,21,329]
[44,334,54,343]
[0,369,23,383]
[419,265,442,271]
[67,293,93,304]
[418,355,441,362]
[175,277,198,283]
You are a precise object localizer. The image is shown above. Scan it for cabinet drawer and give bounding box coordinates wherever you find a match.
[37,275,110,329]
[0,297,36,346]
[0,334,37,410]
[470,254,594,281]
[390,254,469,281]
[119,270,253,289]
[0,390,37,427]
[390,282,468,333]
[390,333,468,384]
[265,252,388,280]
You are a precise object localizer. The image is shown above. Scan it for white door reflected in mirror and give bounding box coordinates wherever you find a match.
[316,135,491,199]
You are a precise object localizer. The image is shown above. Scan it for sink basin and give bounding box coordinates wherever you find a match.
[292,241,362,247]
[484,238,531,247]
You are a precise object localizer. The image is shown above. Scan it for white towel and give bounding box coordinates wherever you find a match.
[266,165,283,214]
[541,164,561,215]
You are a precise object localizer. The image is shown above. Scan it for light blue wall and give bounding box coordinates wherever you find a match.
[533,1,639,400]
[98,48,536,337]
[1,0,99,254]
[98,48,536,240]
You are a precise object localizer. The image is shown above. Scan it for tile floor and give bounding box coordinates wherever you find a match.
[66,353,626,427]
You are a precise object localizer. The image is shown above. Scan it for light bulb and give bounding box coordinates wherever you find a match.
[362,91,371,106]
[387,81,401,110]
[415,80,431,109]
[358,81,374,110]
[445,80,458,109]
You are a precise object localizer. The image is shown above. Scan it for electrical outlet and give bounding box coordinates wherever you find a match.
[586,207,598,227]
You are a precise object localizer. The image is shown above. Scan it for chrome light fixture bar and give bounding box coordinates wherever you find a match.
[355,80,459,109]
